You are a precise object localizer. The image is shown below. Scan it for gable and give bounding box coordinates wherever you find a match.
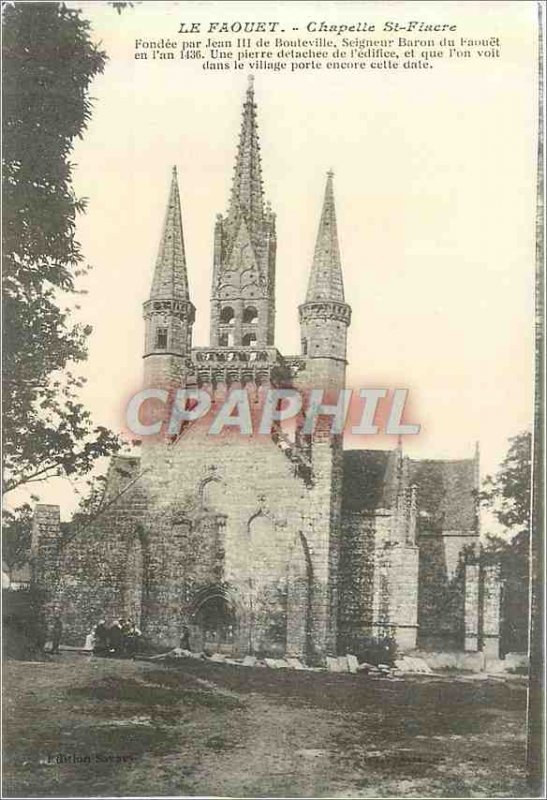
[409,458,477,532]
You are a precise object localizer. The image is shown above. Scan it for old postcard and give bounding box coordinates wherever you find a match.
[2,0,544,797]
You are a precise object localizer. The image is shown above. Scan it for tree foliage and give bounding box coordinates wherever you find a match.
[2,3,119,495]
[481,431,532,535]
[481,431,532,654]
[2,502,35,572]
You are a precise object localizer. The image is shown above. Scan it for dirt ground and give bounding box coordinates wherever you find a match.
[2,653,529,798]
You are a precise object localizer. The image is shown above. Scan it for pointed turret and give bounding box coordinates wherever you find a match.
[150,166,190,301]
[305,171,345,303]
[299,172,351,388]
[210,77,276,348]
[143,168,195,387]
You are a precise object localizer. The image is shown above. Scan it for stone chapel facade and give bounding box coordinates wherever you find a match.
[31,79,501,661]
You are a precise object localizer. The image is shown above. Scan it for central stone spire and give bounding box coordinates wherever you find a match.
[225,74,265,246]
[210,77,277,349]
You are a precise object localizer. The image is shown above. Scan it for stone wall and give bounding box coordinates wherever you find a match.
[32,442,500,660]
[416,531,478,651]
[337,512,375,649]
[38,418,344,658]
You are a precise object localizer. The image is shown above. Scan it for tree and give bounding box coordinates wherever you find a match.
[481,431,532,654]
[482,430,532,534]
[2,3,120,497]
[2,502,35,575]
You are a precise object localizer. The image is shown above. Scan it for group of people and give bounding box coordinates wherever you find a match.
[86,618,142,658]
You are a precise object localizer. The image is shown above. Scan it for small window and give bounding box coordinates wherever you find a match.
[243,306,258,324]
[219,332,234,347]
[220,307,235,325]
[242,333,257,347]
[302,338,308,356]
[155,328,168,349]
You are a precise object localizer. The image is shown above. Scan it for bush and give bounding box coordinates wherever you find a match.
[2,587,48,660]
[342,634,398,666]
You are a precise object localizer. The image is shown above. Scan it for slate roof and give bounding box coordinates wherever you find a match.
[342,450,477,531]
[408,458,477,531]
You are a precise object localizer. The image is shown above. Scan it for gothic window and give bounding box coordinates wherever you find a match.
[155,327,168,349]
[201,477,223,510]
[219,332,234,347]
[220,307,235,325]
[243,306,258,324]
[242,333,257,347]
[302,338,308,355]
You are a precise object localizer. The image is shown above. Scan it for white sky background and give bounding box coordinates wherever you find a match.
[8,0,538,520]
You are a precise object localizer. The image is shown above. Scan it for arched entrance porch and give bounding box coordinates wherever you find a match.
[188,585,240,655]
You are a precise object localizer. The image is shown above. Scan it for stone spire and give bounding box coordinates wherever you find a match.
[150,166,190,301]
[226,75,265,239]
[305,171,345,303]
[299,171,351,385]
[210,77,277,348]
[143,167,195,386]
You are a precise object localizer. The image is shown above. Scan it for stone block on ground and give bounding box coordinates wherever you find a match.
[286,657,305,670]
[411,657,432,674]
[264,658,285,669]
[394,656,433,674]
[504,652,529,671]
[209,653,226,663]
[326,656,342,672]
[242,655,257,667]
[148,651,171,660]
[347,654,359,674]
[168,647,192,659]
[337,656,350,672]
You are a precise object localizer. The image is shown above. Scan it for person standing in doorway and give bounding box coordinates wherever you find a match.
[180,625,191,651]
[51,614,62,655]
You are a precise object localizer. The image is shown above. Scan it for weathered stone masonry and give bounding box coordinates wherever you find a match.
[32,78,501,661]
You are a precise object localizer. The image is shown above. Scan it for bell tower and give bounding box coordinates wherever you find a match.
[143,166,195,388]
[297,171,352,658]
[299,171,352,391]
[210,76,277,350]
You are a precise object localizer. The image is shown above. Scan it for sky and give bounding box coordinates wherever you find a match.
[8,1,539,519]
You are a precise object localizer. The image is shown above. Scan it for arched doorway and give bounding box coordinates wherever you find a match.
[192,592,237,655]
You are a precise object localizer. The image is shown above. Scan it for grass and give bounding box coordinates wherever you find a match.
[2,653,530,798]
